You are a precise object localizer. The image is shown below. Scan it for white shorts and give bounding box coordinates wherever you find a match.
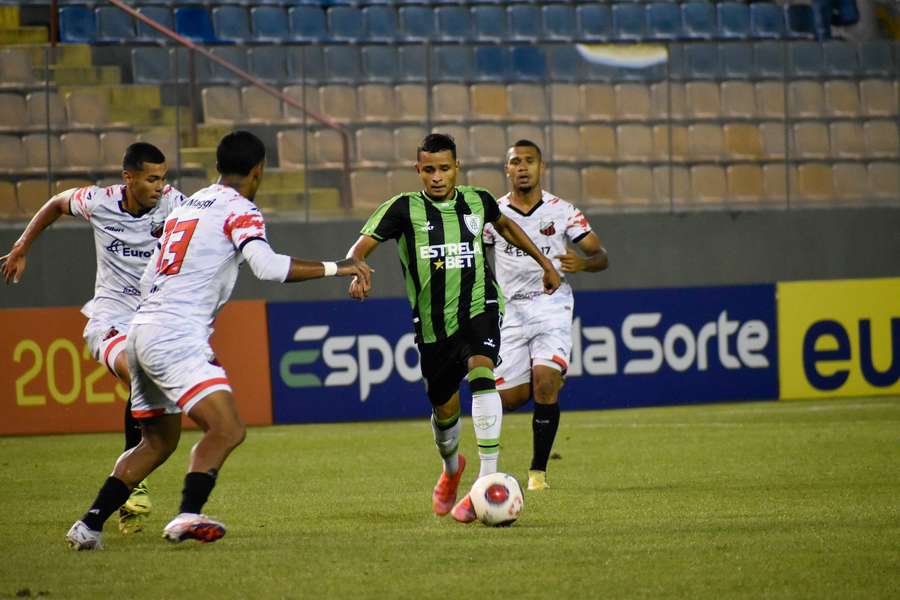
[494,303,573,390]
[127,323,232,419]
[83,320,130,377]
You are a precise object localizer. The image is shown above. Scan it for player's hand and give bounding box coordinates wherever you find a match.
[542,266,561,295]
[348,276,369,300]
[0,245,27,284]
[339,257,372,299]
[555,248,585,273]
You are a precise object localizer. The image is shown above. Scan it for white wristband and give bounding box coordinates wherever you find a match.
[323,261,338,277]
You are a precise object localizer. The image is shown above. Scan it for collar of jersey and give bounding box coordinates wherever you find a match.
[117,186,152,218]
[421,188,458,207]
[506,198,544,217]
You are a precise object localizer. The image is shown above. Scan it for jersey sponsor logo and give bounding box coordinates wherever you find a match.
[104,239,153,259]
[539,219,556,236]
[121,286,140,297]
[103,225,124,232]
[186,198,216,210]
[419,241,482,270]
[464,214,481,236]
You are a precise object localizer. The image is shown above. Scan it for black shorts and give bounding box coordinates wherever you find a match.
[418,310,502,407]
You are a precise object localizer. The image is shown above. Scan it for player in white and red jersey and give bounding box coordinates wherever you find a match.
[1,142,185,533]
[483,140,608,491]
[65,131,371,550]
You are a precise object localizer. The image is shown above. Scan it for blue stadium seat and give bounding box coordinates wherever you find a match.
[328,6,363,42]
[136,7,173,43]
[509,5,541,41]
[542,5,576,41]
[612,4,646,42]
[364,6,398,43]
[288,6,327,43]
[435,6,470,42]
[207,46,249,83]
[822,41,858,76]
[683,43,719,79]
[324,45,361,83]
[646,3,682,41]
[511,46,546,82]
[362,46,398,82]
[96,7,134,44]
[132,47,171,84]
[398,46,427,82]
[719,42,753,78]
[473,46,510,82]
[252,6,291,43]
[858,41,895,76]
[682,2,716,40]
[754,41,786,78]
[432,46,472,82]
[717,2,751,39]
[749,2,786,39]
[288,46,325,83]
[59,6,96,44]
[790,41,824,77]
[547,45,582,82]
[399,6,435,41]
[249,46,288,83]
[212,6,251,44]
[173,47,201,84]
[472,6,508,42]
[786,5,816,39]
[175,7,217,44]
[577,4,612,41]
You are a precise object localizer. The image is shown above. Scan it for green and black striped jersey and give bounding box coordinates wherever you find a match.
[361,185,505,344]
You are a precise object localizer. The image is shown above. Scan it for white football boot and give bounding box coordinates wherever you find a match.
[66,520,103,550]
[162,513,226,544]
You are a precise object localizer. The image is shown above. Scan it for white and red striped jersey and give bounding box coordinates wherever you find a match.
[483,190,592,307]
[68,184,185,325]
[133,183,268,331]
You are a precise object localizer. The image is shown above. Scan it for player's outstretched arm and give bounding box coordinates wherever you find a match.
[240,239,371,285]
[556,232,609,274]
[1,190,73,284]
[492,214,561,294]
[284,256,372,285]
[346,235,380,300]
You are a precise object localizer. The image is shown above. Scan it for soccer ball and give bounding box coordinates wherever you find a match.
[469,472,524,527]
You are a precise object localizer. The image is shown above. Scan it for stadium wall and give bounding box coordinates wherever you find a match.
[1,207,898,309]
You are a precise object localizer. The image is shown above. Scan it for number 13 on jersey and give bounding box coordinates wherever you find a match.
[156,218,199,276]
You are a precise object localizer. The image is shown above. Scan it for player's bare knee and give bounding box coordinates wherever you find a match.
[532,378,560,404]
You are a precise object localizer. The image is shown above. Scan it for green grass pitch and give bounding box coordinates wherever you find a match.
[1,397,898,600]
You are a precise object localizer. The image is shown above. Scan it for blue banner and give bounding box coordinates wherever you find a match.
[267,284,779,424]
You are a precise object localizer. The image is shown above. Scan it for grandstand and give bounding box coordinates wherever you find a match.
[0,1,897,218]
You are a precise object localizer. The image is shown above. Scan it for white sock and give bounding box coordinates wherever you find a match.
[431,412,460,475]
[471,390,502,478]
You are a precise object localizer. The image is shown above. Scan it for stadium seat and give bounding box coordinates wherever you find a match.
[683,44,719,80]
[786,5,816,39]
[394,126,428,162]
[509,5,541,41]
[364,6,399,43]
[830,121,865,159]
[470,84,508,121]
[822,41,858,76]
[398,46,427,83]
[724,123,763,159]
[466,168,506,196]
[359,84,396,122]
[759,121,786,158]
[249,46,288,84]
[435,6,470,42]
[252,6,290,43]
[324,46,361,83]
[17,180,52,217]
[580,124,616,161]
[508,83,548,122]
[212,5,251,44]
[288,6,327,43]
[793,163,833,202]
[0,180,19,218]
[619,166,656,206]
[547,46,582,82]
[550,83,581,121]
[96,7,134,44]
[582,83,616,121]
[61,132,103,169]
[26,91,65,128]
[362,46,398,83]
[21,134,61,172]
[690,165,727,204]
[581,166,619,207]
[136,7,173,43]
[824,81,860,117]
[0,94,26,132]
[788,81,825,117]
[473,46,510,82]
[283,85,314,122]
[756,82,786,118]
[617,124,654,162]
[202,86,243,124]
[506,124,546,155]
[399,6,435,41]
[832,162,868,200]
[727,165,764,203]
[355,127,394,168]
[754,41,787,78]
[313,129,346,168]
[328,6,363,42]
[511,47,546,82]
[175,7,217,44]
[243,87,282,123]
[612,4,645,41]
[207,46,249,84]
[99,131,132,169]
[857,41,895,77]
[138,129,177,163]
[615,83,652,121]
[688,123,725,160]
[864,120,899,158]
[65,90,110,127]
[351,169,391,208]
[685,82,720,119]
[717,2,750,39]
[682,2,716,40]
[792,122,830,159]
[431,84,470,122]
[318,84,359,124]
[868,162,900,199]
[762,164,787,201]
[472,6,508,42]
[388,168,422,197]
[59,6,95,44]
[439,125,470,162]
[719,43,753,78]
[577,4,612,41]
[433,46,472,83]
[0,134,24,172]
[646,3,682,40]
[543,166,580,204]
[749,2,785,39]
[0,49,34,87]
[653,82,686,120]
[860,80,898,117]
[287,46,325,84]
[721,81,756,118]
[790,42,824,77]
[543,5,576,41]
[132,47,171,84]
[470,124,508,166]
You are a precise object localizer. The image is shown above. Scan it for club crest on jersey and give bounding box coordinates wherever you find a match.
[464,214,481,236]
[539,219,556,236]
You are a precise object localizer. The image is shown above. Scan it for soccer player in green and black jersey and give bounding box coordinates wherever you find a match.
[346,133,560,523]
